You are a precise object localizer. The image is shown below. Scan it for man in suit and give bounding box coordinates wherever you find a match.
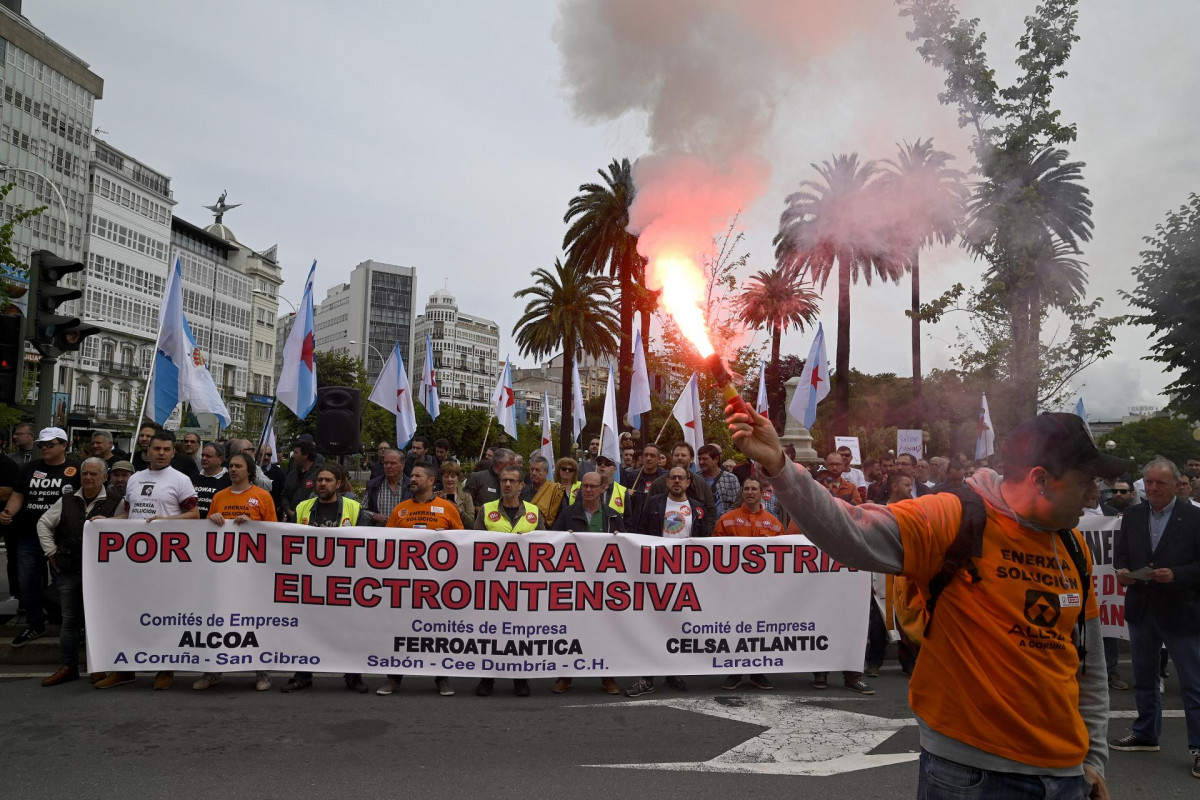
[1111,457,1200,779]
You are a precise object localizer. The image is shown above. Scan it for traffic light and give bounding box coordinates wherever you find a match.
[0,313,21,404]
[28,249,97,354]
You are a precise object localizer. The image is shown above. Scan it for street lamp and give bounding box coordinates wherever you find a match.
[349,340,385,365]
[255,289,296,314]
[0,164,68,221]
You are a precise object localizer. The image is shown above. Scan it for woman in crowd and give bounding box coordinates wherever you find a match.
[194,451,277,692]
[438,461,474,525]
[554,457,578,501]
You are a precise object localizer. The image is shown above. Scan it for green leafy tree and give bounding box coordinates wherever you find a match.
[897,0,1093,420]
[512,259,620,456]
[562,158,647,424]
[735,265,820,433]
[1099,417,1196,476]
[881,139,967,416]
[1123,193,1200,420]
[775,153,905,435]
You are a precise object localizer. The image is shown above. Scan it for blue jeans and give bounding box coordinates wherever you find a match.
[1128,616,1200,748]
[918,751,1090,799]
[16,536,47,630]
[55,567,84,669]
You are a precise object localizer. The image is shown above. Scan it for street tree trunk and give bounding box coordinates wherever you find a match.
[834,251,851,435]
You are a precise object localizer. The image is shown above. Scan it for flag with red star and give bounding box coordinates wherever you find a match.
[491,357,518,439]
[789,322,829,429]
[538,391,554,464]
[670,372,703,470]
[368,343,417,448]
[419,331,440,420]
[277,261,318,419]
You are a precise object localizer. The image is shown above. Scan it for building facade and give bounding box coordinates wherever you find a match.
[411,290,498,413]
[0,6,103,416]
[313,260,416,385]
[73,139,173,437]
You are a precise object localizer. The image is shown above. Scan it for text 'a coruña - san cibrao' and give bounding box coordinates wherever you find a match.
[95,530,854,614]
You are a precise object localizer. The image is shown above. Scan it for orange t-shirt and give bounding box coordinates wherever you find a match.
[889,492,1097,769]
[208,485,277,522]
[714,506,783,537]
[386,497,464,530]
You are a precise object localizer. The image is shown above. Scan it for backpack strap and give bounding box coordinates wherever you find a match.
[925,487,987,628]
[1054,528,1091,669]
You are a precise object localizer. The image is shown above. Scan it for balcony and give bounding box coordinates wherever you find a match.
[71,404,138,423]
[98,360,143,379]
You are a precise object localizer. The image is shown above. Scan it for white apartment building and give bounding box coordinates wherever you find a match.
[0,6,103,408]
[74,139,173,435]
[411,290,499,413]
[313,259,416,385]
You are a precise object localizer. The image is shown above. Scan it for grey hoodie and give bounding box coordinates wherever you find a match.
[768,461,1108,778]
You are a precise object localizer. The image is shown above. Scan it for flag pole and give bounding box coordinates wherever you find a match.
[256,398,276,454]
[651,414,672,446]
[135,328,164,428]
[477,417,493,464]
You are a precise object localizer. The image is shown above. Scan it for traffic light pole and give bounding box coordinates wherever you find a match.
[34,353,57,430]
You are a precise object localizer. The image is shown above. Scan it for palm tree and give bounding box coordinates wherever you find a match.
[735,266,821,433]
[562,158,644,425]
[513,260,620,456]
[963,145,1093,418]
[775,154,904,434]
[881,139,967,416]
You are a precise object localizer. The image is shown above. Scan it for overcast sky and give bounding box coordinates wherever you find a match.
[32,1,1200,421]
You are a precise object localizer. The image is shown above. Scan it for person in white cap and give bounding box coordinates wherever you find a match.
[0,427,81,647]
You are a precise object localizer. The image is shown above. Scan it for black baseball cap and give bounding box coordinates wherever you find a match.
[1003,413,1126,479]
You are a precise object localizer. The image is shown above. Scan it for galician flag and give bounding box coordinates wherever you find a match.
[419,332,440,420]
[627,328,652,430]
[539,391,554,464]
[276,260,318,419]
[1073,397,1092,440]
[599,364,621,465]
[755,361,769,415]
[789,322,829,429]
[491,357,517,439]
[147,257,230,427]
[671,372,703,471]
[976,392,996,460]
[368,343,417,449]
[571,360,586,443]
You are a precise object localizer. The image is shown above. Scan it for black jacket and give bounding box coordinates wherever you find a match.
[553,500,625,533]
[1114,499,1200,634]
[639,493,711,538]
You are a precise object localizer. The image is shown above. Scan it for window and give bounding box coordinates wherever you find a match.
[98,384,111,412]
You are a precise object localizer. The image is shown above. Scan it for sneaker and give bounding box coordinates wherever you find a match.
[153,671,174,690]
[280,677,312,693]
[845,680,876,695]
[94,671,136,689]
[436,677,455,697]
[376,678,402,696]
[344,675,369,694]
[1109,733,1159,752]
[42,666,79,687]
[255,672,271,692]
[475,678,494,697]
[192,673,221,691]
[1108,674,1130,691]
[625,678,655,697]
[812,673,828,690]
[749,674,775,691]
[664,676,687,691]
[601,678,620,695]
[514,679,531,697]
[553,678,573,694]
[1191,749,1199,779]
[721,675,742,691]
[11,626,45,648]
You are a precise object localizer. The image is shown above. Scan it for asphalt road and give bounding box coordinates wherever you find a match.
[0,665,1194,799]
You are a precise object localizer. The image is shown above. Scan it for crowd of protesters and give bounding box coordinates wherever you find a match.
[2,416,1199,782]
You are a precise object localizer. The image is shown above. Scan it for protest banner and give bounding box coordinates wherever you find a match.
[896,430,923,460]
[1076,514,1126,640]
[833,436,861,466]
[83,522,870,678]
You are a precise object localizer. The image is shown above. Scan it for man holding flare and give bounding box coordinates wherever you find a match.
[724,400,1113,799]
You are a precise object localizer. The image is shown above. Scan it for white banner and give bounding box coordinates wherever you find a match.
[83,522,871,677]
[1076,514,1127,640]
